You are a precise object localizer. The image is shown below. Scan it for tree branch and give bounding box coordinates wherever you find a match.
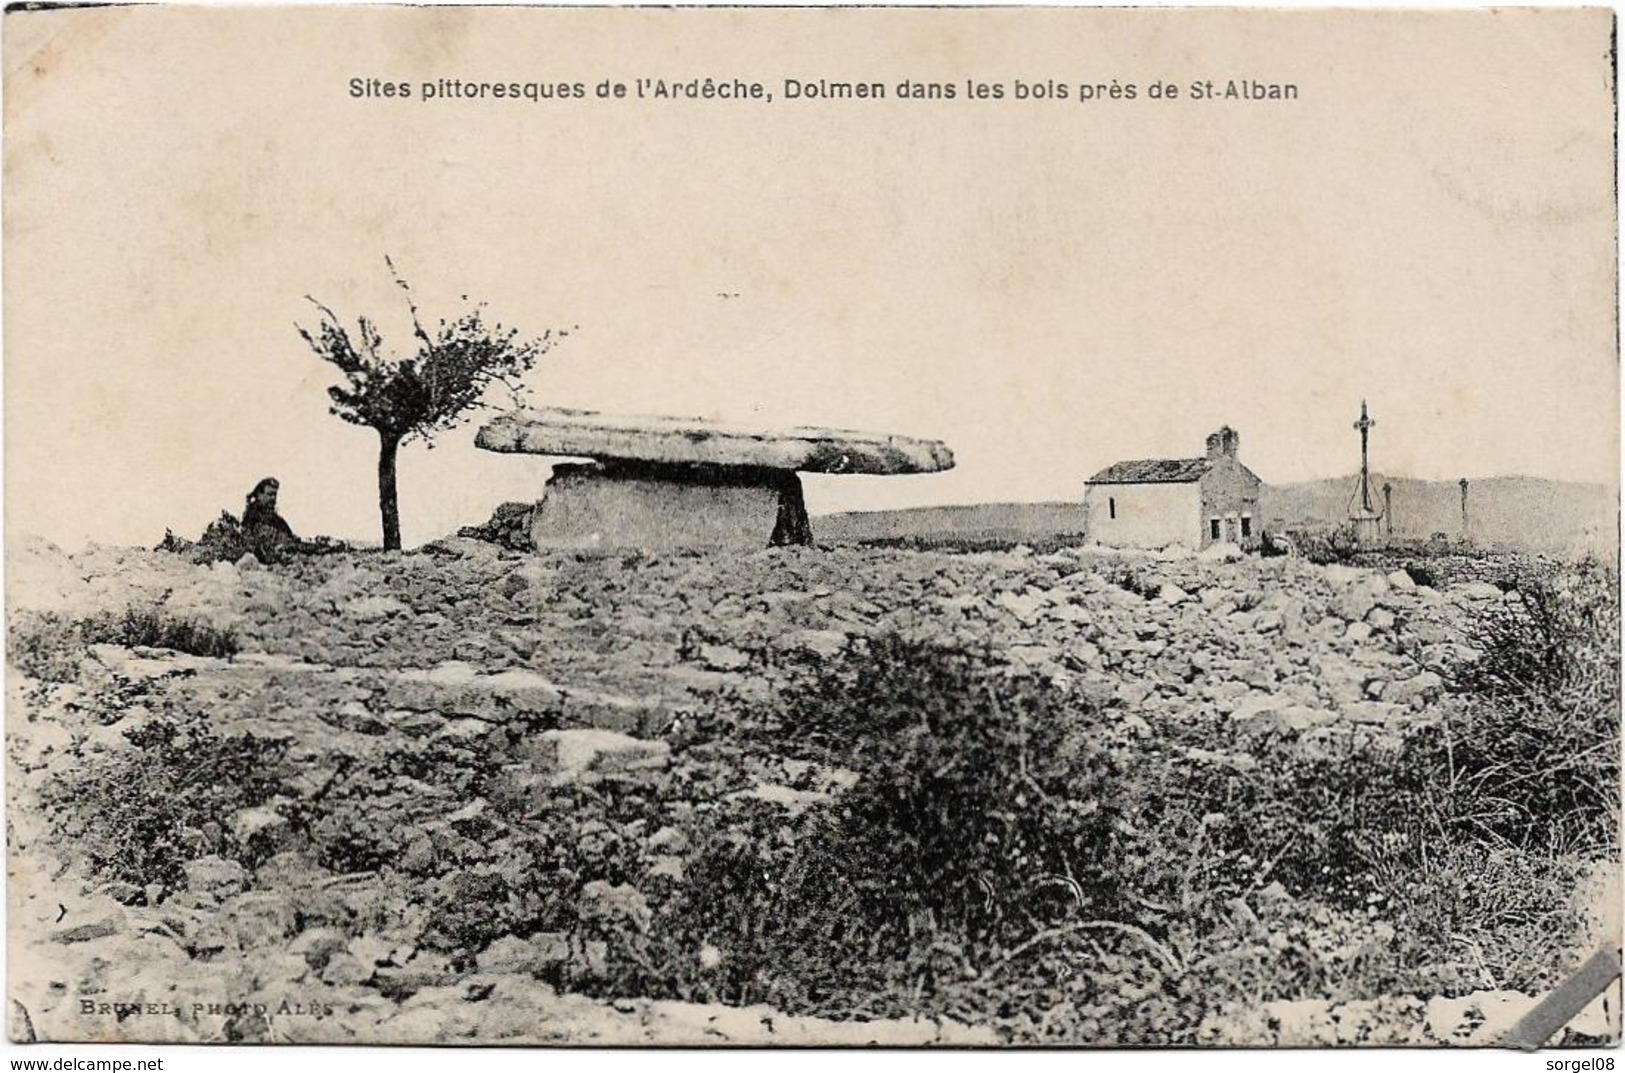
[385,254,435,353]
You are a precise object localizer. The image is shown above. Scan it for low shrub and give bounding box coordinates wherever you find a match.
[415,793,655,967]
[1298,524,1360,565]
[44,704,293,890]
[1434,556,1619,854]
[158,513,349,565]
[9,607,238,679]
[591,621,1606,1036]
[80,607,240,658]
[8,611,85,681]
[586,635,1125,1015]
[159,512,290,565]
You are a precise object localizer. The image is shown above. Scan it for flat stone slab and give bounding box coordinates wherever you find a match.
[476,407,954,475]
[527,462,809,550]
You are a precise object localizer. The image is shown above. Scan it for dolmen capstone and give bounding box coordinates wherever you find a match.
[474,407,954,550]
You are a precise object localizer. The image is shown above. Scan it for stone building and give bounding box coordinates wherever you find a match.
[1084,426,1263,550]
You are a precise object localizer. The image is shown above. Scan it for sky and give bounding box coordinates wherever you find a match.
[4,5,1617,549]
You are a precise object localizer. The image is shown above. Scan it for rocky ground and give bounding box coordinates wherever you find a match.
[5,535,1618,1046]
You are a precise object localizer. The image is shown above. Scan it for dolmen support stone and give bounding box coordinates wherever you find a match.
[475,407,955,550]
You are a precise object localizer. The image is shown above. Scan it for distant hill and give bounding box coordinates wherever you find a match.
[816,476,1616,557]
[1260,474,1617,556]
[815,502,1086,548]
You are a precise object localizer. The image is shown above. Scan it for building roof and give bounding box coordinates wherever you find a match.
[1086,457,1213,485]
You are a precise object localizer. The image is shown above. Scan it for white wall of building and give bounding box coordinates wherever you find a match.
[1083,482,1201,549]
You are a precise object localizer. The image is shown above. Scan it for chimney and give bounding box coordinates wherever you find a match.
[1205,426,1239,460]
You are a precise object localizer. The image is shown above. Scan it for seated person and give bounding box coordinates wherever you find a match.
[241,477,298,541]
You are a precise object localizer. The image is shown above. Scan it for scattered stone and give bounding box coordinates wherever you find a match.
[319,952,373,987]
[51,916,121,944]
[1341,701,1408,725]
[183,918,239,960]
[1065,641,1103,671]
[457,501,537,551]
[1331,585,1376,623]
[783,629,848,659]
[568,938,611,979]
[1231,695,1335,736]
[579,882,652,932]
[13,535,1548,1046]
[647,857,686,883]
[476,934,571,977]
[530,729,671,786]
[224,891,299,948]
[372,955,462,1001]
[383,709,448,737]
[1075,676,1117,708]
[231,804,292,848]
[697,644,749,672]
[1227,693,1287,721]
[1158,583,1190,605]
[995,590,1046,624]
[1115,680,1155,707]
[384,663,563,720]
[648,826,688,853]
[1198,542,1243,563]
[1385,671,1443,707]
[1047,602,1089,624]
[1321,564,1365,586]
[98,881,144,906]
[346,595,408,621]
[1451,581,1505,602]
[731,782,833,816]
[182,857,248,901]
[1183,747,1258,773]
[348,934,409,970]
[288,927,350,972]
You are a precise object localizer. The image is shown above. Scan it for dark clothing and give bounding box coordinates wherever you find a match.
[242,499,297,541]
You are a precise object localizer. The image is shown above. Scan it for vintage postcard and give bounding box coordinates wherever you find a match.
[3,2,1619,1050]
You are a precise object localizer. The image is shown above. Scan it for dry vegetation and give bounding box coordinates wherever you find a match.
[5,537,1618,1045]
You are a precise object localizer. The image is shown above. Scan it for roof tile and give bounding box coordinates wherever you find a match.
[1086,457,1212,484]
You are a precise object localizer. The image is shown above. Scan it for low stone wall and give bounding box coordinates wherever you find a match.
[1347,548,1556,591]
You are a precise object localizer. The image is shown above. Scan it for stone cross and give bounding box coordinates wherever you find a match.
[1353,400,1377,514]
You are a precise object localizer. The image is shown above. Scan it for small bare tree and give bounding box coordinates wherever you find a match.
[297,259,567,550]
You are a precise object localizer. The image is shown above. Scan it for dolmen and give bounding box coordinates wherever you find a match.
[474,407,955,550]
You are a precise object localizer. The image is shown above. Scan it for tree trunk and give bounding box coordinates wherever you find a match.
[377,432,403,551]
